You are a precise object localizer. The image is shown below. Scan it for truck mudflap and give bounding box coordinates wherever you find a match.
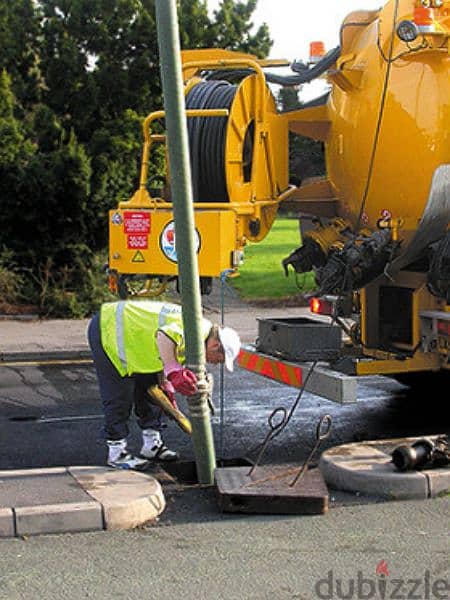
[238,345,357,404]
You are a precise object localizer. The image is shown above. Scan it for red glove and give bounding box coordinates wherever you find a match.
[165,362,197,396]
[160,380,178,409]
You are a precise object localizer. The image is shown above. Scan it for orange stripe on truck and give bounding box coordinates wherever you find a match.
[238,348,302,388]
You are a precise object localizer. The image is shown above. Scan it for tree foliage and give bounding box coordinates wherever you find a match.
[188,0,271,57]
[0,0,271,315]
[0,70,25,165]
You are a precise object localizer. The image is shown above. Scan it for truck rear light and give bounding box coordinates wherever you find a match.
[309,41,326,64]
[310,297,333,316]
[108,274,118,294]
[414,6,436,31]
[438,320,450,336]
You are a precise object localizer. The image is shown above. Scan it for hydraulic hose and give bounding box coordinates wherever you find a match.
[205,46,341,88]
[265,46,341,86]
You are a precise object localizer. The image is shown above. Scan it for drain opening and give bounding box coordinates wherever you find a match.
[8,415,40,422]
[163,457,253,485]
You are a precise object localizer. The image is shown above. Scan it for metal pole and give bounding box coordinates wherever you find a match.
[155,0,216,484]
[218,269,234,463]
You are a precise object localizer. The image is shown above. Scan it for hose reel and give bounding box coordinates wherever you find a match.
[107,52,295,298]
[184,73,289,241]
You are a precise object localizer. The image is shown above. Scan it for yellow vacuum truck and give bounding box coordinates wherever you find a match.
[108,0,450,402]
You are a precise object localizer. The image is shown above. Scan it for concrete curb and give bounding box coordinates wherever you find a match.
[0,508,15,537]
[15,502,103,536]
[319,436,450,500]
[0,466,165,538]
[69,466,166,531]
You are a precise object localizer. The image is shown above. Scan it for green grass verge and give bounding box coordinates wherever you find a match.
[230,218,317,300]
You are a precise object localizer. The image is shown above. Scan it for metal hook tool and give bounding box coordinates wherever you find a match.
[247,407,288,476]
[289,414,332,487]
[245,414,333,488]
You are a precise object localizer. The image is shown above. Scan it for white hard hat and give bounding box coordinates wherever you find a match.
[218,326,241,372]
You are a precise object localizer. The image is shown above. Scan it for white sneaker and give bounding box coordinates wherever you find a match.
[140,441,178,462]
[140,430,178,462]
[107,438,149,471]
[108,452,149,471]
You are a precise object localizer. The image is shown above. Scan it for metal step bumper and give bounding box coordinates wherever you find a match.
[238,345,357,404]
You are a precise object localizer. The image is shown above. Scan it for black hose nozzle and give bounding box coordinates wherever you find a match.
[391,437,450,471]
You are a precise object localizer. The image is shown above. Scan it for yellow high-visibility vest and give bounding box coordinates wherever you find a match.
[100,300,212,376]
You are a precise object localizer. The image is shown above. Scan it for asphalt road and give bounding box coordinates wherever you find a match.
[0,361,449,599]
[0,361,447,470]
[1,497,448,600]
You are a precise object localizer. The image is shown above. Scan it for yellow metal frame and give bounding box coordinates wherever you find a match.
[358,271,447,374]
[119,103,294,226]
[109,49,298,291]
[119,50,297,248]
[110,49,298,295]
[120,108,229,209]
[355,353,441,376]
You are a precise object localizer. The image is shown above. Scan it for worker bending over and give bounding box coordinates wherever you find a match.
[87,300,240,470]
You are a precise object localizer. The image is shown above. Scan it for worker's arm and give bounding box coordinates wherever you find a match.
[156,330,179,366]
[156,331,197,395]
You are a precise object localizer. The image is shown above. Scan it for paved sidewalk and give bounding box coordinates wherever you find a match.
[0,318,91,361]
[1,292,449,537]
[0,466,165,537]
[0,300,306,360]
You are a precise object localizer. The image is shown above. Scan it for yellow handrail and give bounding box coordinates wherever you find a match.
[139,108,229,192]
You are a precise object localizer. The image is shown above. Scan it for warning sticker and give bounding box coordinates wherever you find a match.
[127,234,148,249]
[124,211,151,234]
[132,251,145,263]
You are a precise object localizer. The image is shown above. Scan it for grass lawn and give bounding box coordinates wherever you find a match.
[230,217,317,300]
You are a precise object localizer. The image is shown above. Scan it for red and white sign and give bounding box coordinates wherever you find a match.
[123,211,151,234]
[127,234,148,249]
[160,220,200,263]
[124,211,150,250]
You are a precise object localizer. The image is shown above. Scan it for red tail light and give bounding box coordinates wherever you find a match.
[310,297,333,315]
[309,41,326,64]
[414,7,434,27]
[108,274,118,294]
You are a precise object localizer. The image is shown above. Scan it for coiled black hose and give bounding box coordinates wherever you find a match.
[186,80,238,202]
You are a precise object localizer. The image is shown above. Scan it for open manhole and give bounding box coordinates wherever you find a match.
[162,457,253,485]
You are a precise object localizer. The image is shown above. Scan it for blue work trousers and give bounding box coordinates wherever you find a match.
[87,312,165,440]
